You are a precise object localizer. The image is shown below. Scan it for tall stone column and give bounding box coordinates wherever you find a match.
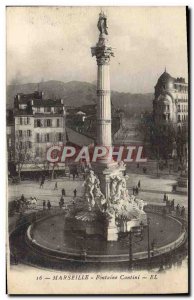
[91,12,125,202]
[91,14,114,164]
[96,57,112,147]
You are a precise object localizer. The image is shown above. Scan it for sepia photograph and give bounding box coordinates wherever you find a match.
[6,6,189,295]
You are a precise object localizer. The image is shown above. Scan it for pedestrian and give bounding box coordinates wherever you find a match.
[136,186,139,195]
[171,199,175,211]
[176,204,180,216]
[73,189,77,198]
[43,200,46,210]
[163,193,167,202]
[47,200,51,210]
[138,180,141,189]
[20,194,25,202]
[40,179,44,189]
[62,188,66,196]
[60,196,64,207]
[54,182,58,190]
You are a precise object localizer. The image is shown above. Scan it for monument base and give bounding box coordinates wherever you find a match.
[92,161,126,199]
[106,224,118,241]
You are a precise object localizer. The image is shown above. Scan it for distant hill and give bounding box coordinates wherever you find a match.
[6,80,153,114]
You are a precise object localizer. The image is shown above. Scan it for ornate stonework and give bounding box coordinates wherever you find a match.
[91,46,114,65]
[83,169,147,229]
[84,170,107,212]
[88,12,147,240]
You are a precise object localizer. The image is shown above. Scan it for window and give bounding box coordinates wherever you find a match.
[27,117,30,124]
[36,133,40,142]
[19,130,22,137]
[46,119,52,127]
[58,133,62,142]
[8,138,11,147]
[37,107,40,113]
[37,119,42,127]
[27,130,31,137]
[46,133,50,142]
[57,119,60,127]
[19,117,23,125]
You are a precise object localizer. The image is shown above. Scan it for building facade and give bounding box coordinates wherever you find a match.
[10,91,66,174]
[153,70,188,131]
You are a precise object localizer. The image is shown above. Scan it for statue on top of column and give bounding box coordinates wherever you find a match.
[97,11,108,35]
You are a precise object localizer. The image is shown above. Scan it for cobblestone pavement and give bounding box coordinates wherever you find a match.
[8,171,188,209]
[8,177,84,208]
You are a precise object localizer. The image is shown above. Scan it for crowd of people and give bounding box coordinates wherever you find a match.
[163,193,186,218]
[11,172,187,221]
[11,194,37,213]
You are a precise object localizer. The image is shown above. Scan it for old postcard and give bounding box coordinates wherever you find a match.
[6,6,189,295]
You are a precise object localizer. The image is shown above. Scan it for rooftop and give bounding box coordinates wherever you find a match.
[66,127,94,147]
[14,91,64,107]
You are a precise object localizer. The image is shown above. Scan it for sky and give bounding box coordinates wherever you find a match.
[6,6,188,93]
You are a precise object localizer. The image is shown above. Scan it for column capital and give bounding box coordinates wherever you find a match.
[91,45,114,65]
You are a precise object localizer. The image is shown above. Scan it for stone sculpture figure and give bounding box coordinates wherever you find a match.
[110,176,117,196]
[84,170,97,209]
[97,11,108,35]
[84,170,106,211]
[111,175,128,201]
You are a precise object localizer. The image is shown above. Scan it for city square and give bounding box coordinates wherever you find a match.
[7,7,188,280]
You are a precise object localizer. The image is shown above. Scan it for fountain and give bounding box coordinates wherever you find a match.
[66,11,147,241]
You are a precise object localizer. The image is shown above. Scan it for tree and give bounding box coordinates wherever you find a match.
[151,123,177,160]
[136,113,177,160]
[14,133,33,181]
[34,143,64,180]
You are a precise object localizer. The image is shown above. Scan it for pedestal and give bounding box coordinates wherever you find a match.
[106,223,118,241]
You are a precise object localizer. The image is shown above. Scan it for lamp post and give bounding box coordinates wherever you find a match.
[147,217,151,265]
[129,230,132,269]
[151,238,157,257]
